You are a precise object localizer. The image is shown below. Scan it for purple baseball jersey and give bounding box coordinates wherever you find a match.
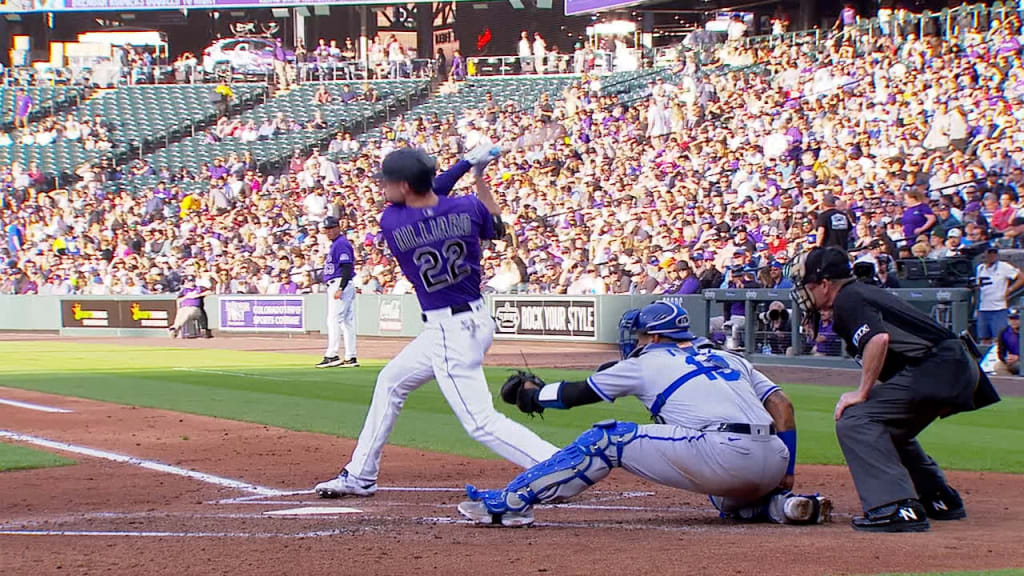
[179,286,204,307]
[323,234,355,282]
[381,195,496,311]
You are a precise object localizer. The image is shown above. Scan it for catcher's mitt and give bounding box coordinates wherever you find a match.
[500,370,546,416]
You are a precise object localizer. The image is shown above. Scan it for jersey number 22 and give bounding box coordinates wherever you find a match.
[414,240,470,292]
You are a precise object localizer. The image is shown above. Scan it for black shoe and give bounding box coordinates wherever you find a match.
[203,331,214,339]
[339,358,360,368]
[852,499,930,533]
[923,486,966,521]
[315,356,343,368]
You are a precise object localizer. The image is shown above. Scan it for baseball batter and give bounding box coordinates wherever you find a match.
[458,301,830,527]
[315,145,559,497]
[314,157,474,369]
[316,216,358,368]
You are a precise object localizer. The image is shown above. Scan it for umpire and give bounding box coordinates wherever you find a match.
[793,247,1000,532]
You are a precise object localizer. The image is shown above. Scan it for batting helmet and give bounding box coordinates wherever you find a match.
[377,147,436,193]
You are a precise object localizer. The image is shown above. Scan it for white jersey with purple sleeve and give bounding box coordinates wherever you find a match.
[585,343,778,429]
[380,194,496,311]
[323,235,354,282]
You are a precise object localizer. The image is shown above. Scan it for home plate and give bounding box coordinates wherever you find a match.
[264,507,363,516]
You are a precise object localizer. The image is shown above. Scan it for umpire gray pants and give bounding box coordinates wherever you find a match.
[836,340,978,512]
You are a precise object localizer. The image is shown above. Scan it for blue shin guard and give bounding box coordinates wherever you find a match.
[466,420,639,515]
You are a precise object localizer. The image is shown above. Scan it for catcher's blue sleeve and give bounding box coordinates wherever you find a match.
[433,160,472,196]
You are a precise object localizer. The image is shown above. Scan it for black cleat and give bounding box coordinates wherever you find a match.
[315,356,343,368]
[339,358,360,368]
[923,486,967,521]
[852,499,930,533]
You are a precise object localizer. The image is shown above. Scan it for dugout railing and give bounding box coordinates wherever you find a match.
[700,288,974,367]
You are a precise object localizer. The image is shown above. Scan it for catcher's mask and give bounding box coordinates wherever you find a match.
[618,300,696,360]
[618,308,641,359]
[792,247,852,332]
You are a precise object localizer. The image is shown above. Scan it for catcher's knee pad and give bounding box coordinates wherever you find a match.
[496,420,638,511]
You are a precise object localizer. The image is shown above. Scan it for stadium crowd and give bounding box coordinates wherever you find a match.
[3,11,1024,351]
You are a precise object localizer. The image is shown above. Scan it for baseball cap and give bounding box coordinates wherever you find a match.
[320,216,340,230]
[799,247,852,285]
[947,227,962,237]
[1011,308,1021,319]
[376,148,436,191]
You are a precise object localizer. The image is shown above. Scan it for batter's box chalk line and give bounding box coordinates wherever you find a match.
[0,430,288,497]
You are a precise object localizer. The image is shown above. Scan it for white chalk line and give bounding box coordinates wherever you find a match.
[0,529,349,538]
[0,398,72,413]
[0,430,288,497]
[211,486,474,504]
[172,367,294,381]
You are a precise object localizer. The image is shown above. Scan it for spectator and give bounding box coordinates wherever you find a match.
[339,84,358,103]
[901,189,937,243]
[451,50,466,81]
[13,88,33,131]
[313,85,332,105]
[817,194,852,249]
[274,38,291,90]
[533,33,547,74]
[518,31,532,74]
[976,247,1024,345]
[435,48,449,81]
[997,308,1021,375]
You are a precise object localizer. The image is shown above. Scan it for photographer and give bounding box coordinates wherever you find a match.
[757,300,792,355]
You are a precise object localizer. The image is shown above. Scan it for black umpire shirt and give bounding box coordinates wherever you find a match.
[831,280,954,383]
[817,208,853,249]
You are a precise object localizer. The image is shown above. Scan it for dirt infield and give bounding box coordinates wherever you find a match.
[2,335,1024,575]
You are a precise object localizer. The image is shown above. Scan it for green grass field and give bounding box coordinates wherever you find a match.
[0,441,74,472]
[0,341,1023,473]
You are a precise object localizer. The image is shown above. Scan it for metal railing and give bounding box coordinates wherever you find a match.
[699,287,974,362]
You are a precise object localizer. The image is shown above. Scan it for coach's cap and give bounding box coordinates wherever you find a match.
[1010,308,1021,319]
[320,216,340,230]
[799,247,852,285]
[376,148,436,192]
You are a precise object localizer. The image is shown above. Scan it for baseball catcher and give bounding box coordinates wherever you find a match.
[459,300,831,527]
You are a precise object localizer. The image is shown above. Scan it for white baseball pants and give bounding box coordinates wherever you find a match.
[344,299,559,482]
[325,279,357,360]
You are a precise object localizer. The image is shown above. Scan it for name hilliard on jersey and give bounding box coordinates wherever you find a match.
[381,195,495,311]
[391,212,473,252]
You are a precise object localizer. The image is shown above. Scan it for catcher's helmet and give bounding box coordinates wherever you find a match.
[618,300,695,359]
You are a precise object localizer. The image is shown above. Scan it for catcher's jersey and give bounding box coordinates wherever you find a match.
[586,343,779,430]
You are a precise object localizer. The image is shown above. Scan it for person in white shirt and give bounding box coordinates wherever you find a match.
[727,16,748,42]
[976,247,1024,344]
[532,33,547,74]
[518,31,533,73]
[303,188,329,223]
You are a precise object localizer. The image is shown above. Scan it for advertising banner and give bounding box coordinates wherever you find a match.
[564,0,642,16]
[60,299,176,328]
[378,297,403,332]
[492,297,597,340]
[218,296,304,332]
[2,0,438,13]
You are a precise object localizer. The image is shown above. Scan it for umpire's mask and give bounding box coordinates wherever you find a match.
[792,247,853,333]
